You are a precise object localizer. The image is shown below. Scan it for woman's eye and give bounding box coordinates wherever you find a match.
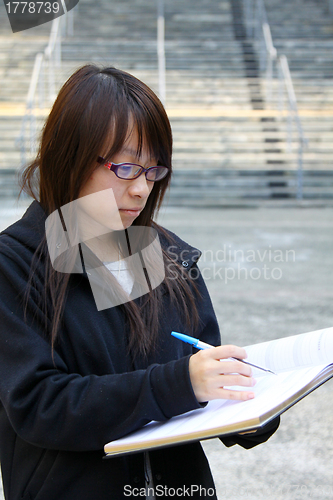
[118,165,134,177]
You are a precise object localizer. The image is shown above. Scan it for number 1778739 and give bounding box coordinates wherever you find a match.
[5,2,61,15]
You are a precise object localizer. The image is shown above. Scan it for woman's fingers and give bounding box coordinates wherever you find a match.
[189,345,256,403]
[212,344,248,363]
[215,373,256,388]
[212,387,256,401]
[217,359,252,377]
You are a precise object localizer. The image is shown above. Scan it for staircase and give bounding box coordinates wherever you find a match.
[165,0,333,202]
[0,1,46,193]
[0,0,332,202]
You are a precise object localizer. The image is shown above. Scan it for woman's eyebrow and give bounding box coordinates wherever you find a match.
[122,147,138,158]
[121,147,156,162]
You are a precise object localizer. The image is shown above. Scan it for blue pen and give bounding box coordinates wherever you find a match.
[171,331,276,375]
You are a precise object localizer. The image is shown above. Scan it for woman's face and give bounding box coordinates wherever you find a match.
[78,127,155,234]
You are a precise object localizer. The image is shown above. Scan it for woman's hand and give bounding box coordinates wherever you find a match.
[189,345,256,403]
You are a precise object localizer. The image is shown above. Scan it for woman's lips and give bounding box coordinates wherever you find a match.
[119,208,142,217]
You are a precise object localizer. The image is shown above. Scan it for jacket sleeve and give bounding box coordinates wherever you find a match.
[186,264,280,449]
[220,416,280,449]
[0,246,203,453]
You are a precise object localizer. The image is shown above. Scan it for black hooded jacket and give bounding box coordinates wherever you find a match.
[0,201,278,499]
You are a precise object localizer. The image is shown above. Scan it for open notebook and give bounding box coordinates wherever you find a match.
[104,326,333,456]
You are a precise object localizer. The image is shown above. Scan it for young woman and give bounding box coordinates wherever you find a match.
[0,65,279,500]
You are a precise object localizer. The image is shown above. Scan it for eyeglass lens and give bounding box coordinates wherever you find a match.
[116,164,168,181]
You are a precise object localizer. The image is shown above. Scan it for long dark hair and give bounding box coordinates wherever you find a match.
[21,64,200,358]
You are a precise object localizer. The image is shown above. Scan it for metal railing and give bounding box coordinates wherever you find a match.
[242,0,307,199]
[157,0,166,104]
[17,10,75,167]
[243,0,268,40]
[261,22,277,104]
[278,55,308,199]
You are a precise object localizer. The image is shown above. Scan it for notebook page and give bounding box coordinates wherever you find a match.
[105,364,325,454]
[244,326,333,374]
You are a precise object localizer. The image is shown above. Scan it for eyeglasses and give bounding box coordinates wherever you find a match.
[97,156,169,182]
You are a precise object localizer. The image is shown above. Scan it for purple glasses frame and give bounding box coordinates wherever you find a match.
[97,156,169,182]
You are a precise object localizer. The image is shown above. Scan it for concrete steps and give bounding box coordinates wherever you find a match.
[0,38,48,102]
[169,169,333,204]
[264,0,333,40]
[0,0,331,201]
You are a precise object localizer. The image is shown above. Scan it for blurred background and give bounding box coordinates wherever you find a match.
[0,0,333,498]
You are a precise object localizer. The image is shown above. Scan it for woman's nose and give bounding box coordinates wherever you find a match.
[128,174,152,198]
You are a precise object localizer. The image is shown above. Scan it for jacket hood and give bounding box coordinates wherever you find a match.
[0,200,47,252]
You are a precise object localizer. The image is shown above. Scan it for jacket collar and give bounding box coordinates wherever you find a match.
[156,226,202,270]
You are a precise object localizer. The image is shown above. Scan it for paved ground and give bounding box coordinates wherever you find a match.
[0,198,333,499]
[157,203,333,500]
